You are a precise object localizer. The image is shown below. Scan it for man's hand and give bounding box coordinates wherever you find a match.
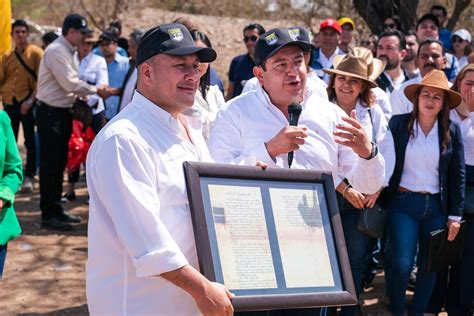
[96,85,110,99]
[447,219,461,241]
[265,126,308,159]
[193,281,234,316]
[161,265,234,316]
[334,110,372,159]
[20,100,33,116]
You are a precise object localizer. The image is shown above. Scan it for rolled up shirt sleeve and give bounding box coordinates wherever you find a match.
[93,135,188,277]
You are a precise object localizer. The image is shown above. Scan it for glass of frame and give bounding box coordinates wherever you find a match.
[184,162,357,312]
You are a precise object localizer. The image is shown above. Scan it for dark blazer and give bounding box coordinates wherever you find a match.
[381,113,465,217]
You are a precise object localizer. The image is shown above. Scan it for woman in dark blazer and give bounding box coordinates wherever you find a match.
[382,69,465,315]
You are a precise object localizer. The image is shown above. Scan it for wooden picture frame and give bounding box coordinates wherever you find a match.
[184,162,357,312]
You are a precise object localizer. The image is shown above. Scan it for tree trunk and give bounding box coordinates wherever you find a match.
[353,0,418,35]
[446,0,471,31]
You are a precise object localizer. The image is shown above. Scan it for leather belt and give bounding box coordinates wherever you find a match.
[398,186,432,195]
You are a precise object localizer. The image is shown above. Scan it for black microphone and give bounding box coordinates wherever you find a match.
[287,103,302,168]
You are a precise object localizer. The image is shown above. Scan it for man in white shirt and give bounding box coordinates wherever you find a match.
[390,39,448,115]
[77,34,108,132]
[209,28,385,196]
[376,30,410,97]
[310,19,345,84]
[242,26,328,100]
[86,23,233,315]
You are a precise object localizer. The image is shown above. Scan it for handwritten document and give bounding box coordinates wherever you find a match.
[208,184,277,290]
[269,188,335,288]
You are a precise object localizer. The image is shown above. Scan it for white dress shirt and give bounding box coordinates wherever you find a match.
[450,109,474,166]
[119,68,137,112]
[372,87,392,121]
[77,52,108,115]
[319,47,344,84]
[242,76,329,100]
[399,121,440,193]
[383,70,406,94]
[208,84,385,194]
[353,100,395,186]
[390,74,422,116]
[86,92,212,315]
[193,84,225,140]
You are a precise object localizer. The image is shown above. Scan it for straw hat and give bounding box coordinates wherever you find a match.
[404,70,462,109]
[323,47,386,89]
[84,31,100,43]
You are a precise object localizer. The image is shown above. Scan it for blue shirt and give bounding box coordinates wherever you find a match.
[104,54,130,119]
[209,67,224,94]
[228,54,255,98]
[439,28,453,52]
[93,46,128,58]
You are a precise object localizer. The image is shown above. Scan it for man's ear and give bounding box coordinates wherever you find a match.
[138,62,153,87]
[253,65,264,86]
[400,49,407,60]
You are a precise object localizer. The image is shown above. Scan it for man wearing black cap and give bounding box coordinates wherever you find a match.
[36,13,108,231]
[209,28,385,194]
[86,23,233,315]
[209,28,385,315]
[97,28,130,119]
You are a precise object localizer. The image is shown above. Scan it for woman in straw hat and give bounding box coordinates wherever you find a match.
[382,69,465,315]
[426,64,474,315]
[324,47,396,315]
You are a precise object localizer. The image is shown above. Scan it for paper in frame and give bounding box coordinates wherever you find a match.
[184,162,357,311]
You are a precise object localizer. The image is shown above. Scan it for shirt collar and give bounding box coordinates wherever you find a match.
[415,119,438,137]
[57,35,75,54]
[131,92,181,134]
[255,80,312,112]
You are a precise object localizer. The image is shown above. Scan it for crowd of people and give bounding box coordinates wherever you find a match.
[0,4,473,315]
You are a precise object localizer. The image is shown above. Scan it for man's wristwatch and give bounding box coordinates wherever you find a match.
[360,141,378,160]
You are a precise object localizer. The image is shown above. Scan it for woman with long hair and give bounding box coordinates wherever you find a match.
[451,29,472,71]
[190,30,225,140]
[324,47,395,315]
[426,64,474,315]
[383,69,465,315]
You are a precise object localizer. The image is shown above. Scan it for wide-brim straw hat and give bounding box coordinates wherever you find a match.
[323,47,386,89]
[404,69,462,109]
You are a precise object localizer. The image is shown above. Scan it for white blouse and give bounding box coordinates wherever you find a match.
[399,121,440,194]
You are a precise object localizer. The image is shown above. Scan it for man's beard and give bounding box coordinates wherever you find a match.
[403,52,415,62]
[380,56,399,70]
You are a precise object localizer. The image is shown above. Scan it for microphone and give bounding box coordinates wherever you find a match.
[287,103,302,168]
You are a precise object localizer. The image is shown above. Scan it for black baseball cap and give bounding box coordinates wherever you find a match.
[136,23,217,66]
[288,26,311,44]
[100,29,119,43]
[417,13,440,29]
[63,14,92,34]
[254,27,311,66]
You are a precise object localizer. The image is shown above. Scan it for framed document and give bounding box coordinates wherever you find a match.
[184,162,357,311]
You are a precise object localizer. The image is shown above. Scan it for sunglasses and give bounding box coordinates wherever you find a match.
[452,37,465,43]
[384,23,396,29]
[244,35,258,43]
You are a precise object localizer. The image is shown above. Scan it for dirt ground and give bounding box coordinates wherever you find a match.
[0,135,432,316]
[0,177,402,316]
